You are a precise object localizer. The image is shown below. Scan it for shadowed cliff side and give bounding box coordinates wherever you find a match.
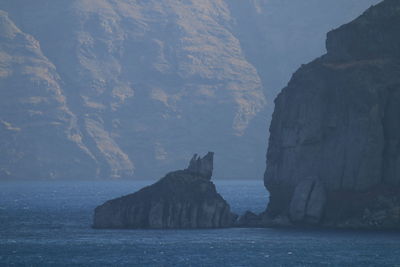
[93,152,237,229]
[264,0,400,229]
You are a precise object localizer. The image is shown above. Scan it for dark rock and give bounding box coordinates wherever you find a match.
[264,0,400,229]
[289,180,314,223]
[186,152,214,180]
[236,211,262,227]
[237,211,294,228]
[93,152,237,229]
[305,180,327,224]
[289,178,326,224]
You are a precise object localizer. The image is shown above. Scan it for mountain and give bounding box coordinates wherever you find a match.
[264,0,400,229]
[0,0,380,179]
[0,11,100,179]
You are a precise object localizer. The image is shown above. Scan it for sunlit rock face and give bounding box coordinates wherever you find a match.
[265,0,400,229]
[0,0,264,179]
[0,11,98,179]
[0,0,379,179]
[93,152,237,229]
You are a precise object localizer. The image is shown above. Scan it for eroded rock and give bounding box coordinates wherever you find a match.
[186,152,214,180]
[93,152,237,229]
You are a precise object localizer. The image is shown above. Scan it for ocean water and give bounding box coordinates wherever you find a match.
[1,180,400,267]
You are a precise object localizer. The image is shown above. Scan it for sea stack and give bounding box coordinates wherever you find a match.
[264,0,400,229]
[93,152,237,229]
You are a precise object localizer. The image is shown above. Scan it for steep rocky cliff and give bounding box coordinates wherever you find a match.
[265,0,400,229]
[0,0,379,179]
[93,152,237,229]
[0,11,98,179]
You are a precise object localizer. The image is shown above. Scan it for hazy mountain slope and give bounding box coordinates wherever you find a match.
[1,0,267,179]
[0,0,381,179]
[0,11,98,179]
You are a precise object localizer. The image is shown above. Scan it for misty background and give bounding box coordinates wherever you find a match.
[0,0,380,180]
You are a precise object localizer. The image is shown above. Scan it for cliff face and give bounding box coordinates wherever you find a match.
[0,0,379,179]
[0,11,98,179]
[265,0,400,229]
[93,152,237,229]
[1,0,265,179]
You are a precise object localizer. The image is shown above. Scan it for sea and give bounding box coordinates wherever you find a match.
[1,180,400,267]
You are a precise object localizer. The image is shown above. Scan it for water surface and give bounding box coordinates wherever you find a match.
[1,180,399,266]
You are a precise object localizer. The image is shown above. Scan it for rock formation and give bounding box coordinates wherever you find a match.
[186,153,214,180]
[93,152,237,229]
[264,0,400,229]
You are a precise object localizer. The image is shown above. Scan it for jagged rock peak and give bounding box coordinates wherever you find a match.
[186,152,214,180]
[93,151,237,229]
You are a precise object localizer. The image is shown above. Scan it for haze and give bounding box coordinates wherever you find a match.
[0,0,380,180]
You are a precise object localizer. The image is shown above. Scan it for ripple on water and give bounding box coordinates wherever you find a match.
[1,180,400,266]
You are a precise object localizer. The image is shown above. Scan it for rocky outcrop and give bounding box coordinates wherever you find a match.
[186,153,214,180]
[264,0,400,229]
[93,152,237,229]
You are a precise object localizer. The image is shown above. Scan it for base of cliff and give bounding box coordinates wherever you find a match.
[259,185,400,230]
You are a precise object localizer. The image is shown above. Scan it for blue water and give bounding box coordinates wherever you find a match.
[1,180,400,266]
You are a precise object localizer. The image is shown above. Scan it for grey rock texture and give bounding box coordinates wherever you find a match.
[289,178,326,224]
[0,0,378,180]
[0,11,98,179]
[186,153,214,180]
[265,0,400,229]
[93,152,237,229]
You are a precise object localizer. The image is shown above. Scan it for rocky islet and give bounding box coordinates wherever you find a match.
[93,152,237,229]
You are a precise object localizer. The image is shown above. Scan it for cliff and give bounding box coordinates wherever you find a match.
[0,11,99,179]
[264,0,400,229]
[0,0,264,179]
[93,152,237,229]
[0,0,378,180]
